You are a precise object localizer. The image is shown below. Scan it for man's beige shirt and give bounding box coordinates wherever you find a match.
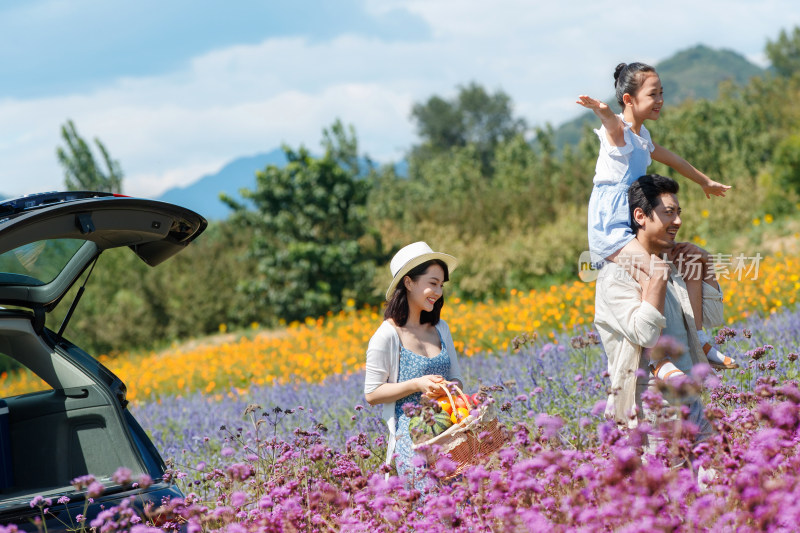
[594,262,724,426]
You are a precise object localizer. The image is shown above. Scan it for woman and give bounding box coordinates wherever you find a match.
[364,241,463,482]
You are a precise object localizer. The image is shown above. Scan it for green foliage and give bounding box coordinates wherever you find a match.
[56,120,124,193]
[769,133,800,216]
[410,82,527,173]
[42,26,800,356]
[225,120,383,323]
[766,26,800,77]
[367,33,800,299]
[47,221,259,354]
[409,209,589,300]
[774,133,800,191]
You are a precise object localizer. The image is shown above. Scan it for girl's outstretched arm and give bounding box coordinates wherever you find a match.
[652,143,731,198]
[577,95,625,147]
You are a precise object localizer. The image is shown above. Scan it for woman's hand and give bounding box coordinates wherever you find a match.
[416,375,445,397]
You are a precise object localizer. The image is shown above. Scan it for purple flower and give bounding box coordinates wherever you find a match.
[747,345,774,360]
[433,456,457,477]
[137,474,153,489]
[690,362,713,380]
[714,326,737,344]
[650,335,688,360]
[71,474,96,490]
[112,466,133,485]
[87,482,105,499]
[534,413,564,439]
[591,400,607,417]
[230,491,247,508]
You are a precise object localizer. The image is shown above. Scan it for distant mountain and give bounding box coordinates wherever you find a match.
[553,45,765,147]
[155,148,399,220]
[156,149,288,220]
[156,45,763,220]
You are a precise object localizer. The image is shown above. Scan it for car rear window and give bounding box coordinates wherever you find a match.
[0,239,85,286]
[0,352,51,396]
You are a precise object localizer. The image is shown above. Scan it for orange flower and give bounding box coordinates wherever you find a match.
[0,253,795,402]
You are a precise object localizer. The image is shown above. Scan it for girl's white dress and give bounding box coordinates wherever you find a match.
[587,114,655,260]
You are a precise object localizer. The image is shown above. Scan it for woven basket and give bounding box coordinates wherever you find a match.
[411,383,506,478]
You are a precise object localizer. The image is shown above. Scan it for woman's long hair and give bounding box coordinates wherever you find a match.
[384,259,449,327]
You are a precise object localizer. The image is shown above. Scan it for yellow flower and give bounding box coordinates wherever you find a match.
[752,218,761,226]
[764,214,774,224]
[1,253,798,403]
[701,209,709,218]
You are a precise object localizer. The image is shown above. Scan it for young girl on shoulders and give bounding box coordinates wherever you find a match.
[577,62,737,372]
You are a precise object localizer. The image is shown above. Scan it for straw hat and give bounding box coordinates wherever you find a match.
[385,241,458,300]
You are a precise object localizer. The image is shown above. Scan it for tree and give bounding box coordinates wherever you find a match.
[224,120,383,322]
[56,120,124,193]
[766,26,800,77]
[410,82,527,173]
[774,133,800,192]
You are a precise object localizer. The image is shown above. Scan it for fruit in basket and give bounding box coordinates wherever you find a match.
[437,398,453,415]
[450,406,470,425]
[431,411,454,436]
[453,395,471,410]
[409,415,434,439]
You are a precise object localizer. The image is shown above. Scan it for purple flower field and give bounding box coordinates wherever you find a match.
[10,308,800,531]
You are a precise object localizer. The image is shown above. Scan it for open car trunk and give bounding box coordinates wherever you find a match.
[0,192,205,526]
[0,313,149,513]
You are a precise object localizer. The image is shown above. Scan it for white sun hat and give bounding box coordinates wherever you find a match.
[385,241,458,300]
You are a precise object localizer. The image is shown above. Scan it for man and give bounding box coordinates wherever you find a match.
[594,174,721,435]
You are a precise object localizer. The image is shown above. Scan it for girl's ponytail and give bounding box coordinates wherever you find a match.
[613,63,627,87]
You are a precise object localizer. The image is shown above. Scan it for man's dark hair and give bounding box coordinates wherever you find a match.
[629,174,680,233]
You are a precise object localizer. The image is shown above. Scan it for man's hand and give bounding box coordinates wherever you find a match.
[669,242,718,284]
[668,242,710,266]
[649,254,671,281]
[641,254,670,314]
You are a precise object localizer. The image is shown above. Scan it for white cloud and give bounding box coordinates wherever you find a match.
[1,0,799,199]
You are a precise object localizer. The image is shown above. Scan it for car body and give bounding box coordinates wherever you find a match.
[0,191,206,529]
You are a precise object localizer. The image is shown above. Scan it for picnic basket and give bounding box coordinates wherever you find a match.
[411,383,506,478]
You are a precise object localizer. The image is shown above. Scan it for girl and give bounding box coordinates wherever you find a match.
[364,241,463,486]
[577,62,737,374]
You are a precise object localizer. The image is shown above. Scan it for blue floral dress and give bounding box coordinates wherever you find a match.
[393,330,451,484]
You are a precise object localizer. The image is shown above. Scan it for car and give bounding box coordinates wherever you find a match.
[0,191,206,529]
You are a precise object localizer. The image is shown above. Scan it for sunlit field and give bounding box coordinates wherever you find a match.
[7,251,800,531]
[1,252,797,403]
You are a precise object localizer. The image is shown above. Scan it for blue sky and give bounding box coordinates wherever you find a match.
[1,0,798,198]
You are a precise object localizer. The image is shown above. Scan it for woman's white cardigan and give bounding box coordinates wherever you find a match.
[364,319,464,466]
